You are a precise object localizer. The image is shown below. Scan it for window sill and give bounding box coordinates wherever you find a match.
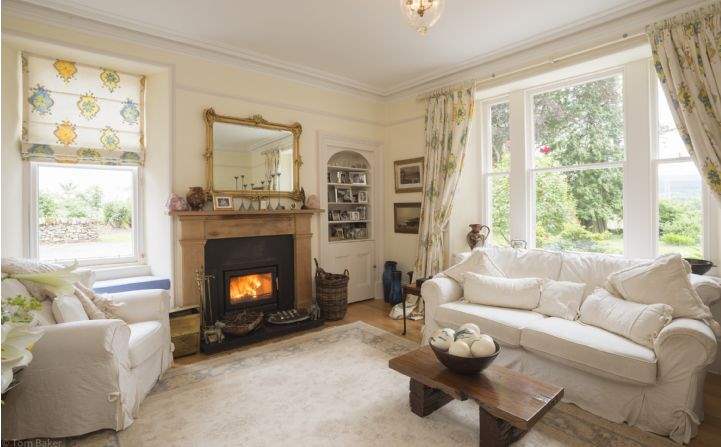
[88,263,152,282]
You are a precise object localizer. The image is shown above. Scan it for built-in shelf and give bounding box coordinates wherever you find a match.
[327,152,371,243]
[327,165,369,172]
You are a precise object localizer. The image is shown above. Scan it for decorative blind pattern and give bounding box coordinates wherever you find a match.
[21,53,145,166]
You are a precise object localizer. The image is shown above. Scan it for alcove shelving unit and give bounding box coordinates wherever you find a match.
[327,151,371,243]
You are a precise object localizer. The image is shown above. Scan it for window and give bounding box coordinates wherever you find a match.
[655,80,703,258]
[486,101,510,245]
[531,74,625,254]
[33,164,140,264]
[21,53,145,265]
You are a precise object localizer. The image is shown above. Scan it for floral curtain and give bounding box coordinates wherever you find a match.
[414,86,475,278]
[21,53,145,166]
[648,4,721,200]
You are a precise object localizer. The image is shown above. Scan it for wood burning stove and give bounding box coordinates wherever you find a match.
[223,266,278,312]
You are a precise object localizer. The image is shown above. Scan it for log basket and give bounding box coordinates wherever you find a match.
[314,258,349,320]
[221,310,263,337]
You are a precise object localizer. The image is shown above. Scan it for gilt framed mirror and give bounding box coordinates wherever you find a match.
[204,108,302,200]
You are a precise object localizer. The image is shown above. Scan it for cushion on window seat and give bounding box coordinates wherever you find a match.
[435,301,545,347]
[128,321,163,368]
[520,317,657,385]
[93,276,171,294]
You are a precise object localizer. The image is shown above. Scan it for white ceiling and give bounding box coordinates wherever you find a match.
[7,0,685,96]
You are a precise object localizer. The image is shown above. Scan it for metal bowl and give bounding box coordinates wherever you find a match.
[430,341,500,375]
[685,258,714,275]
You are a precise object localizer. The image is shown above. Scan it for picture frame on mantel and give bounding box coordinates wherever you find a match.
[394,157,424,193]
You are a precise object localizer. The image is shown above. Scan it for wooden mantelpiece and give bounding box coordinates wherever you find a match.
[173,209,323,309]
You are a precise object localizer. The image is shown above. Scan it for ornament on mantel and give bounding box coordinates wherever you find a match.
[165,193,188,213]
[305,194,320,209]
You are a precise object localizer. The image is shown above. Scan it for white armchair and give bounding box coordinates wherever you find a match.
[2,289,173,440]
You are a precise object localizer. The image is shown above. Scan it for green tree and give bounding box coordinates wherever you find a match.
[103,200,132,228]
[533,76,624,233]
[38,192,59,222]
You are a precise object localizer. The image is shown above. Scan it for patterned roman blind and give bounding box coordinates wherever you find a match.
[21,53,145,166]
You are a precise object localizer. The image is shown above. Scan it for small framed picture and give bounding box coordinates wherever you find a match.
[357,207,367,220]
[213,195,233,210]
[394,157,424,193]
[350,211,360,221]
[350,172,367,185]
[340,211,350,221]
[357,190,368,203]
[394,202,421,234]
[337,188,353,203]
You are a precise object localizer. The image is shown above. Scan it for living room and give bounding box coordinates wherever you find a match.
[2,0,721,445]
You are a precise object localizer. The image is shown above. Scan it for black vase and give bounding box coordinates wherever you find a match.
[389,270,403,305]
[382,261,397,302]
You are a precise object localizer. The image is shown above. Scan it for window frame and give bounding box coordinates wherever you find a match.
[479,59,715,262]
[480,96,511,246]
[28,161,144,267]
[650,76,710,259]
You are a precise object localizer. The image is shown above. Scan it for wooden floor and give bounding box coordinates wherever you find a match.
[174,299,721,446]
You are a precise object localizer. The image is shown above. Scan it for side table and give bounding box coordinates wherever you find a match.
[401,283,421,335]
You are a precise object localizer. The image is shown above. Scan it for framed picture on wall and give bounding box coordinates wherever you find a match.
[394,157,424,193]
[394,202,421,234]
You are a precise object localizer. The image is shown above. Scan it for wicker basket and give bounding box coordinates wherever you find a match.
[221,311,263,337]
[314,258,349,321]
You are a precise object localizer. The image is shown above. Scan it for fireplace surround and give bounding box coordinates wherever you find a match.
[174,209,323,352]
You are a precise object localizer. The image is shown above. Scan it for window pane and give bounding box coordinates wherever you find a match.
[533,75,624,168]
[658,162,702,257]
[490,174,510,246]
[657,80,689,159]
[490,102,510,172]
[38,166,134,262]
[535,167,623,254]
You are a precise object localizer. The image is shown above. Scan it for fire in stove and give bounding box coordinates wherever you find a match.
[228,273,273,305]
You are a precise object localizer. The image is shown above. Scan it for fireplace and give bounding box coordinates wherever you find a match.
[205,235,294,322]
[224,267,277,310]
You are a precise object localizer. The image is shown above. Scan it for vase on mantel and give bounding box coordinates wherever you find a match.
[382,261,397,303]
[186,187,207,211]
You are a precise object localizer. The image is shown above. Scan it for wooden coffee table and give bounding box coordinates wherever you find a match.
[389,346,564,447]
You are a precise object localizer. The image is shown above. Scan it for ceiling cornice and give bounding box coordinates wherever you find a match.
[2,0,712,100]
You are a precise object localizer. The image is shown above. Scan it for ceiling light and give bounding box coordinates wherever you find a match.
[399,0,446,35]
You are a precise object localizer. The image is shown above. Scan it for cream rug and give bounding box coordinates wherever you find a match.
[70,322,676,447]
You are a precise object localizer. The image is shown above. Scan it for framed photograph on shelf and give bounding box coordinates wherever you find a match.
[394,157,424,193]
[350,172,367,185]
[350,211,360,221]
[394,202,421,234]
[213,195,233,210]
[357,190,368,203]
[337,188,353,203]
[357,206,367,220]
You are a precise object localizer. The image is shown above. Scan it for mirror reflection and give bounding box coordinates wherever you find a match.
[212,122,294,192]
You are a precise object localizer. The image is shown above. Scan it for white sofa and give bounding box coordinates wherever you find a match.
[2,288,173,440]
[421,246,718,444]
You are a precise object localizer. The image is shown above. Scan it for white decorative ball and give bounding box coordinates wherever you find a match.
[458,323,481,335]
[448,340,472,358]
[470,336,496,357]
[429,328,455,351]
[455,331,480,346]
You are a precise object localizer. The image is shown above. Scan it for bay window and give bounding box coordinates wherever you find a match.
[480,60,714,262]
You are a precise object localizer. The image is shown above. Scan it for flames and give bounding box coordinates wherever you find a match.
[228,273,272,304]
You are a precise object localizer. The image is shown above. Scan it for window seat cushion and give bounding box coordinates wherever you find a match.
[93,276,170,294]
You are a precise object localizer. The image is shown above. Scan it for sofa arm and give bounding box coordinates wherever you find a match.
[422,276,462,325]
[2,319,135,439]
[32,319,130,367]
[654,318,717,380]
[108,289,170,324]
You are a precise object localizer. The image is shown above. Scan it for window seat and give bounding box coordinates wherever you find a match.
[93,275,171,293]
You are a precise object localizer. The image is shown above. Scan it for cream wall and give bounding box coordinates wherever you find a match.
[1,15,385,306]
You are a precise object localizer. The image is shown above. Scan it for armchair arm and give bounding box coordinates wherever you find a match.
[654,318,717,380]
[421,275,463,327]
[31,319,130,367]
[108,289,170,324]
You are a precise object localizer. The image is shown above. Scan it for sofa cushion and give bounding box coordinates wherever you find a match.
[435,301,545,347]
[464,273,542,310]
[521,317,657,384]
[534,279,585,320]
[485,246,563,280]
[442,249,505,283]
[51,295,89,323]
[558,251,645,297]
[579,288,672,348]
[128,321,163,368]
[607,254,715,325]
